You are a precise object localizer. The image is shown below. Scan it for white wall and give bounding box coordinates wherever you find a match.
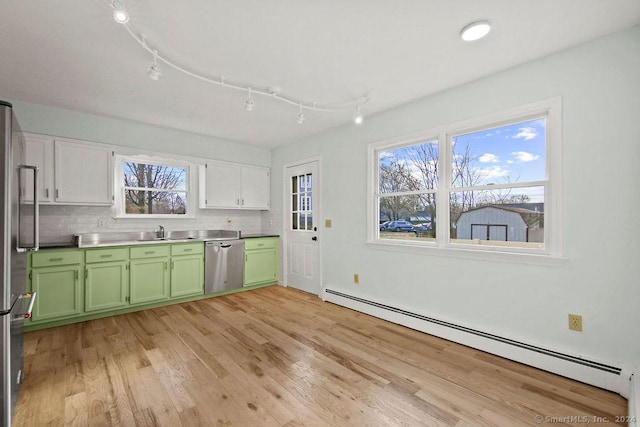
[269,27,640,372]
[10,100,272,243]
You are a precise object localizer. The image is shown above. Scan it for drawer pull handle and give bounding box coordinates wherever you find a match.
[183,248,193,252]
[144,251,155,255]
[100,254,113,258]
[49,257,63,262]
[257,244,264,247]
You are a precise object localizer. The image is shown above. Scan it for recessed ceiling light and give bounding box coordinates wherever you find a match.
[460,20,491,41]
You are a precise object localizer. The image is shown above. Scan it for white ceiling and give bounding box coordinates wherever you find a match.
[1,1,639,149]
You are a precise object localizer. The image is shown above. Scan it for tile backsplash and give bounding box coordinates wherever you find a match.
[35,205,268,244]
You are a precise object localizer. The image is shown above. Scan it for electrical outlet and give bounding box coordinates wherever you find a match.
[353,273,359,284]
[325,219,332,228]
[568,314,583,332]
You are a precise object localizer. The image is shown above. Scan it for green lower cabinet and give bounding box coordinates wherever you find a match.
[244,237,279,286]
[30,265,83,322]
[129,257,170,305]
[170,255,204,297]
[85,261,129,312]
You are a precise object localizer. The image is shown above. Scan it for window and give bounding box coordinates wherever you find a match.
[369,98,562,258]
[116,155,191,217]
[291,172,313,230]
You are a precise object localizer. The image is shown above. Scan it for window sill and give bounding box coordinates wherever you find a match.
[366,239,568,266]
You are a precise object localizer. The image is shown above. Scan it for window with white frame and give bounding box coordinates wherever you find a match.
[116,155,191,217]
[370,98,562,257]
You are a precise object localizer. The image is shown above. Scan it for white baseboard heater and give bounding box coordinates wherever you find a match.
[323,288,633,400]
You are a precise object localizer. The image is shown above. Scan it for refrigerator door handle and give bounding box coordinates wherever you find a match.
[23,292,36,319]
[16,165,39,252]
[0,292,36,318]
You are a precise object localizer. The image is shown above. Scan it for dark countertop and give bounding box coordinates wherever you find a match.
[35,234,279,250]
[38,241,77,250]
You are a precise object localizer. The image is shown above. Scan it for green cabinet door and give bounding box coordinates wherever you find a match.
[85,261,129,312]
[244,247,278,286]
[30,265,82,322]
[170,255,204,297]
[129,257,170,305]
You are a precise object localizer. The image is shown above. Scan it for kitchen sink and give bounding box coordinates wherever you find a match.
[75,229,241,248]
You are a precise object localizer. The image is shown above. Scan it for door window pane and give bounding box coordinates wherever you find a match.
[291,173,313,231]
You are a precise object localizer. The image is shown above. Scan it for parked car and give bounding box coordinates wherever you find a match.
[379,221,392,231]
[383,220,415,232]
[413,222,432,231]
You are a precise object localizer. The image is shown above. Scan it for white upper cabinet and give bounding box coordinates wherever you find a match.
[23,133,113,206]
[23,134,54,203]
[240,165,270,209]
[199,161,270,210]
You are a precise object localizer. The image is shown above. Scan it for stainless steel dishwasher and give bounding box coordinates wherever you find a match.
[204,239,245,293]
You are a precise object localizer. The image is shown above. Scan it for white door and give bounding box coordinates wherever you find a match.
[285,161,321,295]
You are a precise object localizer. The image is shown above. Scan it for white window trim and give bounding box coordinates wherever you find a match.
[114,154,195,219]
[367,97,565,264]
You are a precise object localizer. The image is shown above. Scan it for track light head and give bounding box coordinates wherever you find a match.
[245,88,255,111]
[147,50,162,80]
[354,106,364,125]
[112,0,129,24]
[147,63,162,80]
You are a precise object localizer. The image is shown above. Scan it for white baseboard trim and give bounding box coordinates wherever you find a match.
[322,288,633,400]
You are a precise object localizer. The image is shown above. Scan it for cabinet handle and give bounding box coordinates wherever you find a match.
[49,257,63,262]
[100,254,113,258]
[171,261,175,269]
[144,251,155,255]
[85,269,88,279]
[164,262,168,270]
[75,270,79,280]
[183,248,193,252]
[55,189,59,199]
[45,188,49,198]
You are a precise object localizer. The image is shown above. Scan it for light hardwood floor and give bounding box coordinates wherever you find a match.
[14,285,626,426]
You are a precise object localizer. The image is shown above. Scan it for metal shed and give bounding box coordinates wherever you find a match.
[455,206,543,243]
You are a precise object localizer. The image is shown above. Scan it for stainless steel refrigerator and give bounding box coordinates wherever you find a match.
[1,100,38,426]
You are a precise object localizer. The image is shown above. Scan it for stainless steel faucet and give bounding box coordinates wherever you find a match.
[157,225,165,239]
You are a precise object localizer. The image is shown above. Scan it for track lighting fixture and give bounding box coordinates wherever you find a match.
[109,2,370,124]
[353,105,364,125]
[147,50,162,80]
[112,0,129,24]
[245,88,255,111]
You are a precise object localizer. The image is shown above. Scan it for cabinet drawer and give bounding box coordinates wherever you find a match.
[31,250,82,268]
[86,247,129,263]
[244,238,277,251]
[171,242,204,256]
[130,245,170,259]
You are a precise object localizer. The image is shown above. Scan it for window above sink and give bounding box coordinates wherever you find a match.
[114,154,195,218]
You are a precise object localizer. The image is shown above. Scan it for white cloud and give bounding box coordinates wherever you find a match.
[512,151,540,162]
[514,127,538,140]
[477,165,510,181]
[478,153,499,163]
